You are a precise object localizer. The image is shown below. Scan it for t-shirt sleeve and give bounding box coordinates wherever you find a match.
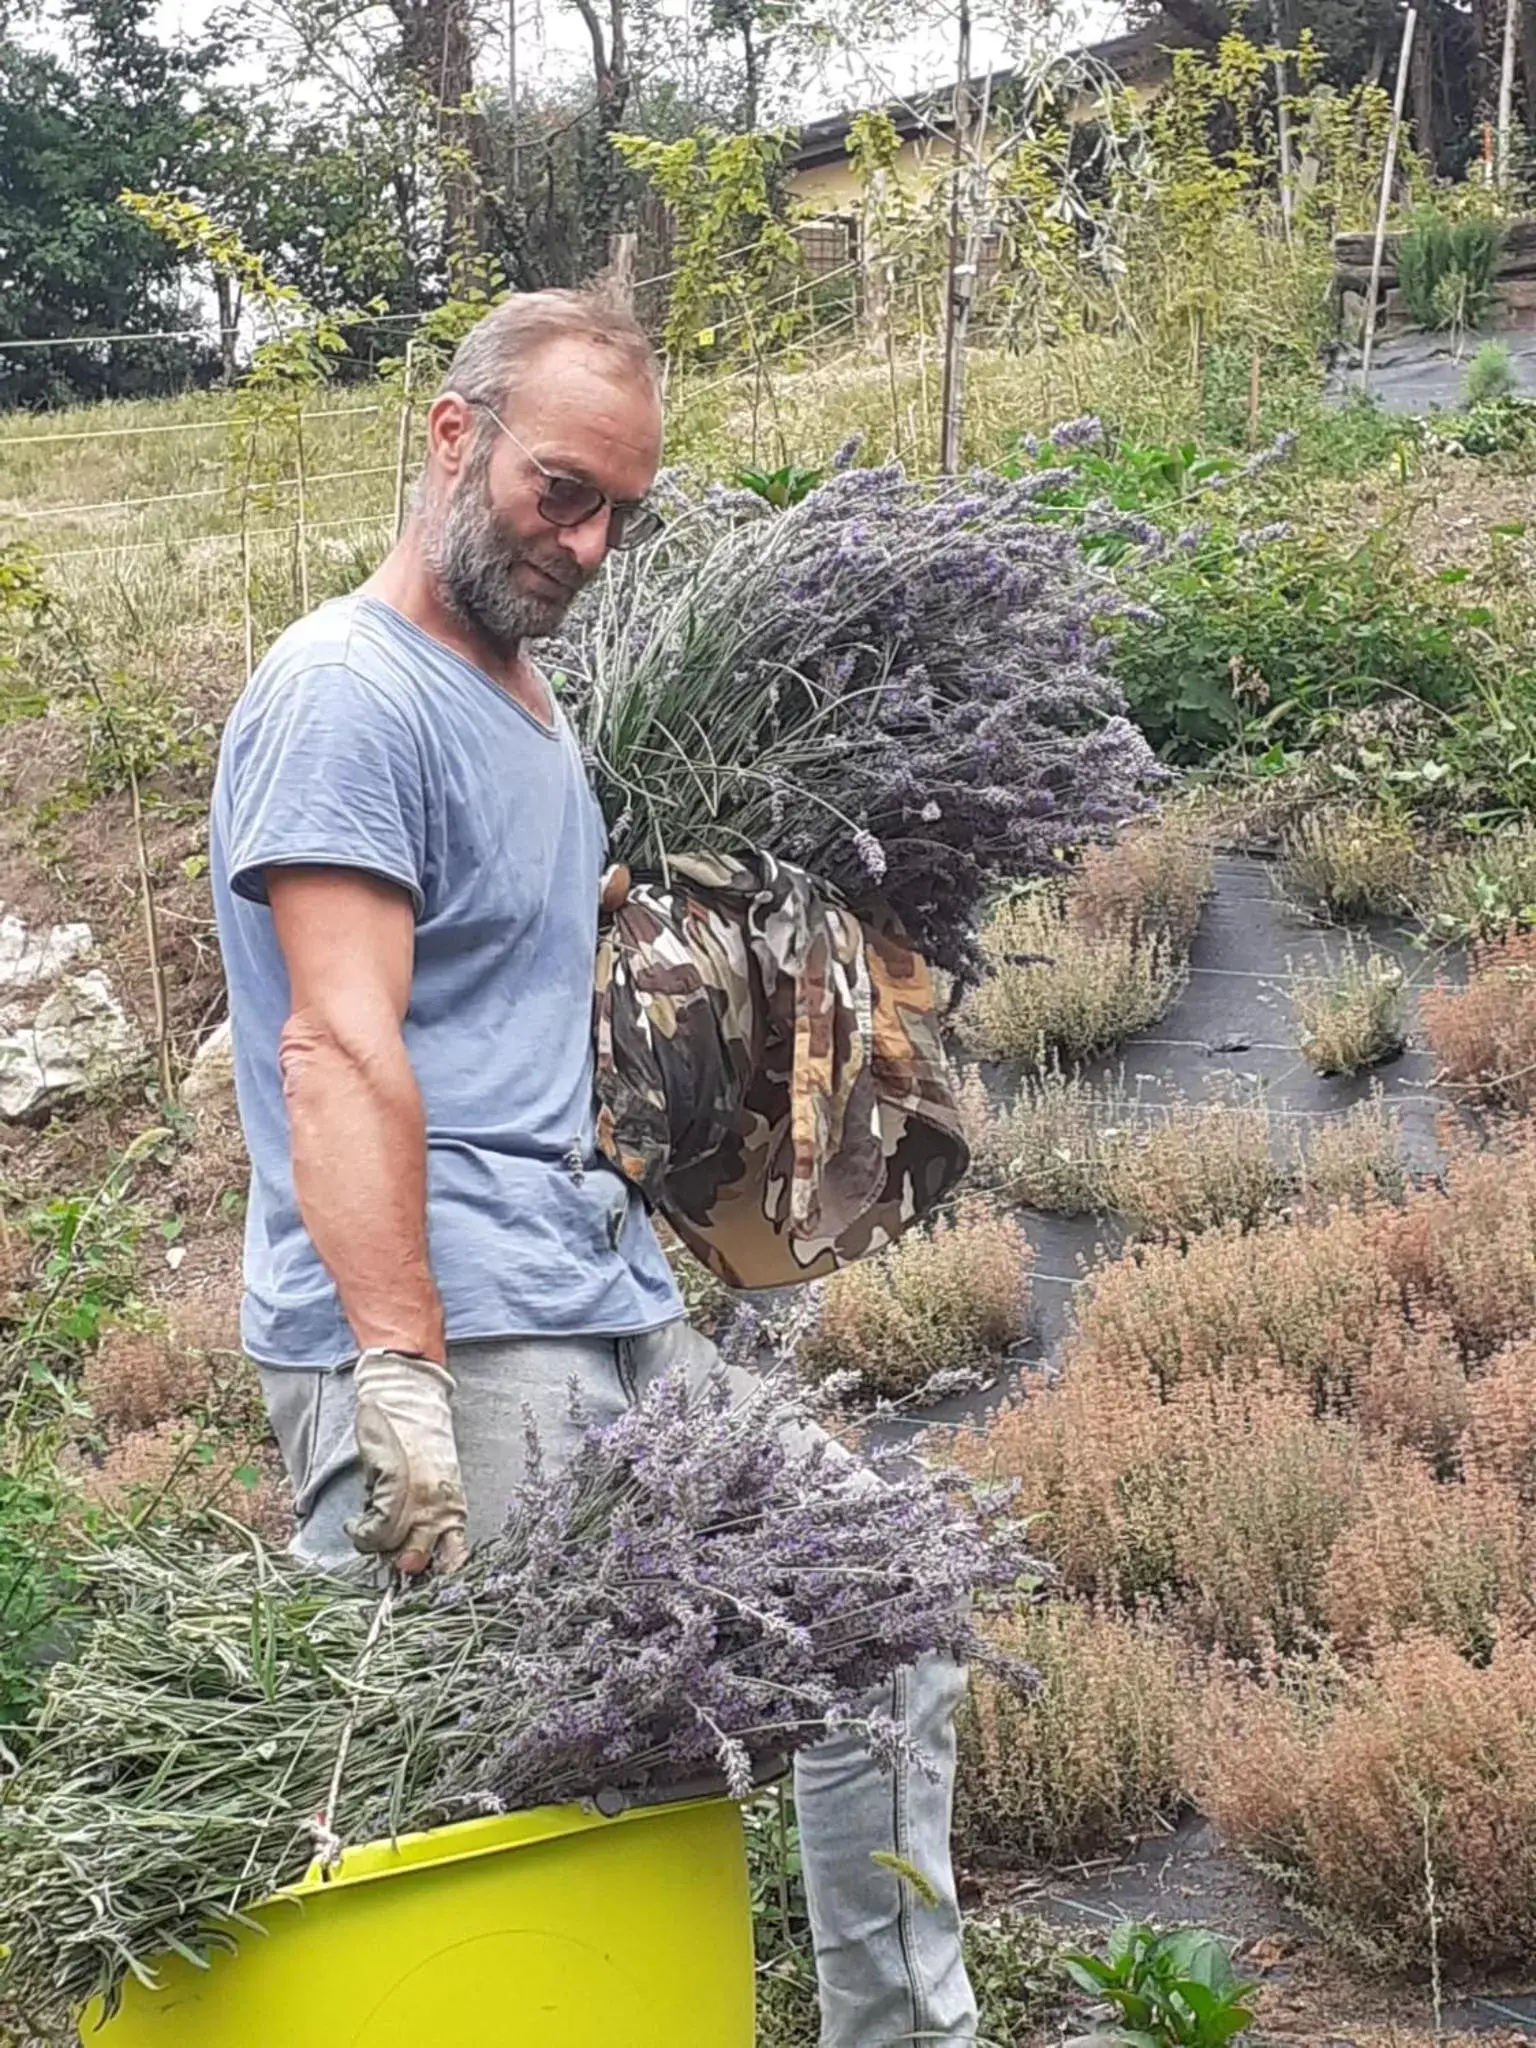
[223,661,428,914]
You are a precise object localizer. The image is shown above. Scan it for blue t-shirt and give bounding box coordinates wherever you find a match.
[210,593,682,1368]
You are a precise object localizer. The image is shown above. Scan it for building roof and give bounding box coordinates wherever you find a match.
[789,15,1212,171]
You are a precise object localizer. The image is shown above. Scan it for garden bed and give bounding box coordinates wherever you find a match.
[871,848,1462,1442]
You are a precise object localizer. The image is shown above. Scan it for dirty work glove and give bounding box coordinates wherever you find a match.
[345,1348,469,1576]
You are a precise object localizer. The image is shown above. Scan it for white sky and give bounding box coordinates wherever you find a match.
[146,0,1127,124]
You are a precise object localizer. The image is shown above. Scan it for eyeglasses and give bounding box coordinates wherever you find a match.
[461,396,663,551]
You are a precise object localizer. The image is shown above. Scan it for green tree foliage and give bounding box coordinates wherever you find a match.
[0,0,229,405]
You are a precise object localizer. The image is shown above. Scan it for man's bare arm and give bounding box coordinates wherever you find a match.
[267,866,445,1363]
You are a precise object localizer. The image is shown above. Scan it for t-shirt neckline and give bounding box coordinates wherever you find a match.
[355,594,562,742]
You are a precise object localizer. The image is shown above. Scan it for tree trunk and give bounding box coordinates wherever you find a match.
[1410,11,1437,167]
[741,20,760,131]
[571,0,633,266]
[388,0,494,285]
[1522,0,1536,135]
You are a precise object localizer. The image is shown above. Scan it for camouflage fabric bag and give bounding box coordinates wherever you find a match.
[593,851,969,1289]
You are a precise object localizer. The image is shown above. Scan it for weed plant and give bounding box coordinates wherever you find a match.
[1290,944,1406,1076]
[1463,339,1516,406]
[1418,825,1536,940]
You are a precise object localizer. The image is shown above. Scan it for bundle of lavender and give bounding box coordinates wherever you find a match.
[558,444,1162,981]
[0,1366,1036,2027]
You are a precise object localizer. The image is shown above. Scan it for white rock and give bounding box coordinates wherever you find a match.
[0,914,94,990]
[182,1016,235,1112]
[0,970,146,1121]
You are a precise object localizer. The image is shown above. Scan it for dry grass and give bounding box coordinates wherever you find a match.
[1291,943,1407,1077]
[957,1602,1188,1867]
[1198,1634,1536,1970]
[796,1197,1031,1400]
[958,890,1186,1068]
[1071,815,1214,956]
[1280,804,1421,921]
[1422,930,1536,1110]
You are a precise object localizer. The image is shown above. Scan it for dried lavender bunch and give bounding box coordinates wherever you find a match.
[0,1366,1038,2026]
[554,456,1162,981]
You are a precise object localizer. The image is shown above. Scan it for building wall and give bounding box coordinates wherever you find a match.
[786,73,1167,218]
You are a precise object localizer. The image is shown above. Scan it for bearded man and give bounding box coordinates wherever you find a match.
[209,285,977,2047]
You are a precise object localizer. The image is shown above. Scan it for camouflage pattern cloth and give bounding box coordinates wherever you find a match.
[593,851,969,1289]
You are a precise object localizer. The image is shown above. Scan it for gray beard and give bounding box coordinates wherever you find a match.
[419,439,575,658]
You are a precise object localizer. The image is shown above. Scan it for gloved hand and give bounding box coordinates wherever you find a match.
[345,1348,469,1575]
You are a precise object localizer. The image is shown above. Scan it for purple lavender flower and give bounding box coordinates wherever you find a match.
[1047,413,1103,451]
[852,829,888,882]
[831,434,864,472]
[1236,521,1293,553]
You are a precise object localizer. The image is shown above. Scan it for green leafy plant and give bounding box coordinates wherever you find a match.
[1119,525,1488,760]
[1062,1923,1258,2046]
[0,1471,83,1747]
[1440,395,1536,457]
[1397,209,1504,333]
[736,462,822,508]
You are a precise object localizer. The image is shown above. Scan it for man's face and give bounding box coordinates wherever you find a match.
[423,342,662,657]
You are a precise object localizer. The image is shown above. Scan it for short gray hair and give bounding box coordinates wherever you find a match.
[436,282,660,414]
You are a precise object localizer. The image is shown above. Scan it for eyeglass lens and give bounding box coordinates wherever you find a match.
[537,476,660,550]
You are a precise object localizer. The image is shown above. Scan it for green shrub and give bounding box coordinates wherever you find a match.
[1113,526,1487,761]
[1398,208,1504,332]
[0,1471,82,1748]
[1464,339,1516,407]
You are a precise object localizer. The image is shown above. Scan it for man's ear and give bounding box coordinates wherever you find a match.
[425,390,476,478]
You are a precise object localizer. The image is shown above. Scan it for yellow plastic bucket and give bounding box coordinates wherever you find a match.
[79,1794,753,2046]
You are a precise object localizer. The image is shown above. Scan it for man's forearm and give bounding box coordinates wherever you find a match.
[278,1012,445,1360]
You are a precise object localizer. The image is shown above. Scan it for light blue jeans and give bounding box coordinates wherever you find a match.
[260,1318,978,2047]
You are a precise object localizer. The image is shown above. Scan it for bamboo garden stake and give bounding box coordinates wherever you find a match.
[1361,7,1417,393]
